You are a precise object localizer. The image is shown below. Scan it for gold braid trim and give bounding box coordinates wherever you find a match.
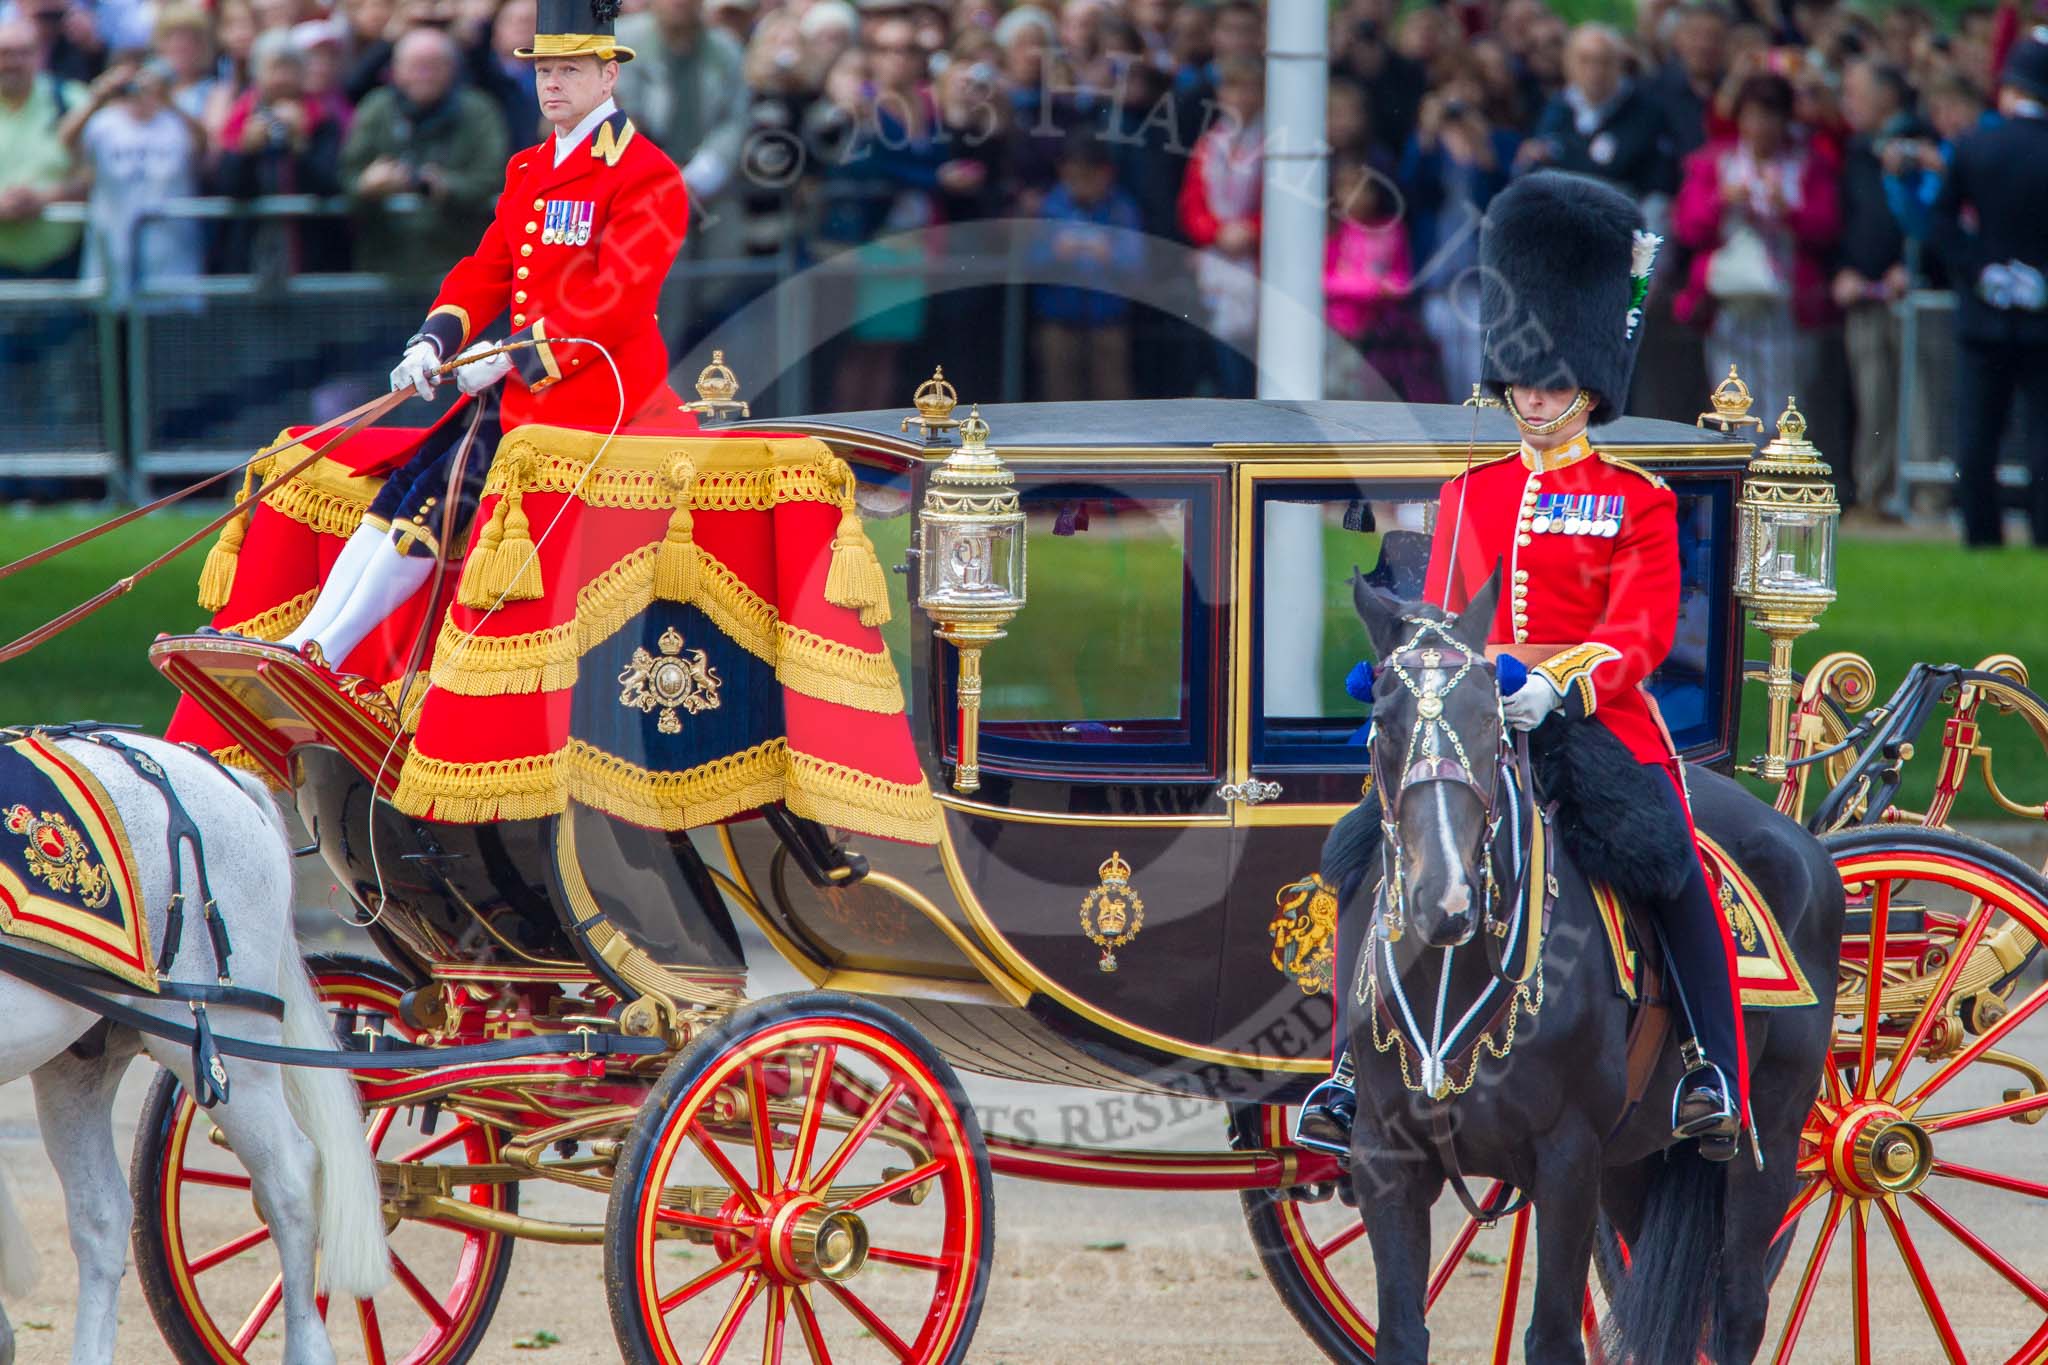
[479,429,845,512]
[786,750,944,844]
[223,587,318,641]
[211,744,280,784]
[391,734,941,841]
[428,542,903,713]
[262,454,383,538]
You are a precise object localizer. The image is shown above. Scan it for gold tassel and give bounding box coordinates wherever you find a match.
[492,482,544,601]
[654,454,699,603]
[197,456,266,613]
[823,461,890,627]
[455,494,506,608]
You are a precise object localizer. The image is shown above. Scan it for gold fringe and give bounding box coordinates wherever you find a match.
[260,453,383,538]
[198,457,267,612]
[786,749,944,844]
[391,734,940,842]
[211,744,281,785]
[479,430,847,512]
[223,587,318,642]
[778,625,905,713]
[654,454,699,604]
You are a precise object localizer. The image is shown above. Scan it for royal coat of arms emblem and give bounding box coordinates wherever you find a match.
[618,626,724,734]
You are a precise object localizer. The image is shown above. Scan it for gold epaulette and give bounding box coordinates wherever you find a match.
[1598,452,1669,489]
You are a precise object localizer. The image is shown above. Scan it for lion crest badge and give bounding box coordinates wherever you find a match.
[1079,851,1144,973]
[619,625,723,734]
[1269,872,1339,994]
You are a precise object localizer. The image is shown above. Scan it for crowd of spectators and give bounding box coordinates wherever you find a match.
[0,0,2034,512]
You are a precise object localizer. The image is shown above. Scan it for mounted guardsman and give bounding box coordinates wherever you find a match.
[277,0,689,668]
[1298,170,1749,1159]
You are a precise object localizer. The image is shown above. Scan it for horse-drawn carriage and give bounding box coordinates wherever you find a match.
[136,364,2048,1363]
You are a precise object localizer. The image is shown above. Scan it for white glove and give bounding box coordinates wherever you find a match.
[452,340,513,396]
[390,340,442,401]
[1502,675,1563,732]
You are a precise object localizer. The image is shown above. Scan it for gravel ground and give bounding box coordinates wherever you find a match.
[4,825,2047,1363]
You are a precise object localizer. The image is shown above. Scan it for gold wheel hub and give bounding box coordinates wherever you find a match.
[1824,1101,1934,1197]
[761,1194,869,1284]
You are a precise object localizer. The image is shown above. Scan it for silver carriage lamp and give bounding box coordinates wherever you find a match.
[916,405,1026,794]
[1731,391,1841,781]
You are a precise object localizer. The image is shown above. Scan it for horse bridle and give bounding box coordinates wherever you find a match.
[1370,617,1512,944]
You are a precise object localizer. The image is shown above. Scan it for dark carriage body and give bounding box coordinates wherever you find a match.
[239,399,1754,1101]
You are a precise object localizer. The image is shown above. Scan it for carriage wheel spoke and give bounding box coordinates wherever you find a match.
[655,1207,734,1234]
[745,1061,778,1193]
[762,1284,787,1365]
[807,1081,906,1196]
[1851,1203,1872,1365]
[1425,1182,1504,1304]
[690,1121,765,1214]
[701,1270,763,1365]
[658,1249,756,1315]
[1858,879,1893,1092]
[180,1165,252,1190]
[390,1252,454,1329]
[785,1044,837,1189]
[1924,1090,2048,1131]
[838,1159,944,1215]
[1877,897,1995,1102]
[357,1296,389,1365]
[1875,1195,1968,1363]
[1771,1193,1845,1364]
[790,1287,833,1365]
[1904,979,2048,1112]
[399,1119,476,1165]
[1771,1176,1827,1249]
[190,1223,271,1275]
[1911,1190,2048,1309]
[232,1275,284,1353]
[821,1279,912,1361]
[366,1106,398,1152]
[1929,1159,2048,1201]
[1316,1220,1366,1261]
[865,1245,947,1272]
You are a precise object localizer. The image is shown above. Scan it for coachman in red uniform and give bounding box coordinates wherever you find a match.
[1300,171,1747,1159]
[279,0,688,667]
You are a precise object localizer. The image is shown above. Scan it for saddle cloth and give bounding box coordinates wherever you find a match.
[0,735,152,991]
[1591,832,1816,1009]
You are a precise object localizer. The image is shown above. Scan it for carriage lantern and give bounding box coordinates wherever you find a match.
[916,405,1026,794]
[1731,391,1841,781]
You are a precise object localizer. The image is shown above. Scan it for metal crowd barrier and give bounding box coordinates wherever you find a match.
[1893,289,2028,518]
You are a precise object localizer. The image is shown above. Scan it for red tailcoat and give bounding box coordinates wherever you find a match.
[412,109,687,430]
[1425,434,1678,766]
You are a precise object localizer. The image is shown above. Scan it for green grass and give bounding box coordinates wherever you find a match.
[6,506,2042,825]
[0,509,214,730]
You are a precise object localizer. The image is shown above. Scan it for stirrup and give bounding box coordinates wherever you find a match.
[1294,1051,1356,1158]
[1672,1059,1738,1152]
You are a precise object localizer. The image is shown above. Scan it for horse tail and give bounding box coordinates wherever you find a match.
[1603,1145,1726,1363]
[274,942,391,1299]
[0,1164,39,1298]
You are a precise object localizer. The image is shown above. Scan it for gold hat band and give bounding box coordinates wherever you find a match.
[514,33,635,60]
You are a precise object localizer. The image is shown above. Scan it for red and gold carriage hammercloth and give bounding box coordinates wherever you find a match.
[391,423,940,843]
[0,734,150,990]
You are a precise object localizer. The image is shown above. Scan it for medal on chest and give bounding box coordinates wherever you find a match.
[542,200,594,246]
[1529,493,1623,537]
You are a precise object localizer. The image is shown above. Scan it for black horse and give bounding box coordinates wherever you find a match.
[1331,573,1844,1363]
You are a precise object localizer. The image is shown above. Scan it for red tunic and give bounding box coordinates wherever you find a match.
[411,109,688,430]
[1424,434,1679,766]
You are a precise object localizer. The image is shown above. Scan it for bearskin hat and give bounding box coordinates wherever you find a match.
[1478,171,1655,426]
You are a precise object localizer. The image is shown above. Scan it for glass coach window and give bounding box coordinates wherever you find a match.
[961,477,1220,776]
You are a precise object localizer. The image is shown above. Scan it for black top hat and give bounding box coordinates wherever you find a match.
[515,0,634,61]
[2006,26,2048,100]
[1478,171,1657,426]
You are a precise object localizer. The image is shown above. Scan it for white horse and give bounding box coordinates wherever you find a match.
[0,733,389,1365]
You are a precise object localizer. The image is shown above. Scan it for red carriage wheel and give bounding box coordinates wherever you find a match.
[1768,829,2048,1361]
[132,954,516,1365]
[605,993,993,1365]
[1227,1104,1599,1363]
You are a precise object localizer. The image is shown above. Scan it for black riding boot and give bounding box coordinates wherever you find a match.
[1644,774,1743,1159]
[1295,1048,1357,1157]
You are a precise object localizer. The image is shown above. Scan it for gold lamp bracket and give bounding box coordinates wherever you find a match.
[1461,383,1503,410]
[1699,364,1765,434]
[685,349,749,423]
[902,366,961,442]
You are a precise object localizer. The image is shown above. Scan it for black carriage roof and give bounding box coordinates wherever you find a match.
[734,399,1756,460]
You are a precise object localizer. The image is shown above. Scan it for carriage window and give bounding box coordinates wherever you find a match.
[1652,484,1732,756]
[963,478,1219,774]
[1252,485,1438,768]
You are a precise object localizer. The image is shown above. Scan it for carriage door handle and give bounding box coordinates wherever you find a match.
[1217,779,1283,806]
